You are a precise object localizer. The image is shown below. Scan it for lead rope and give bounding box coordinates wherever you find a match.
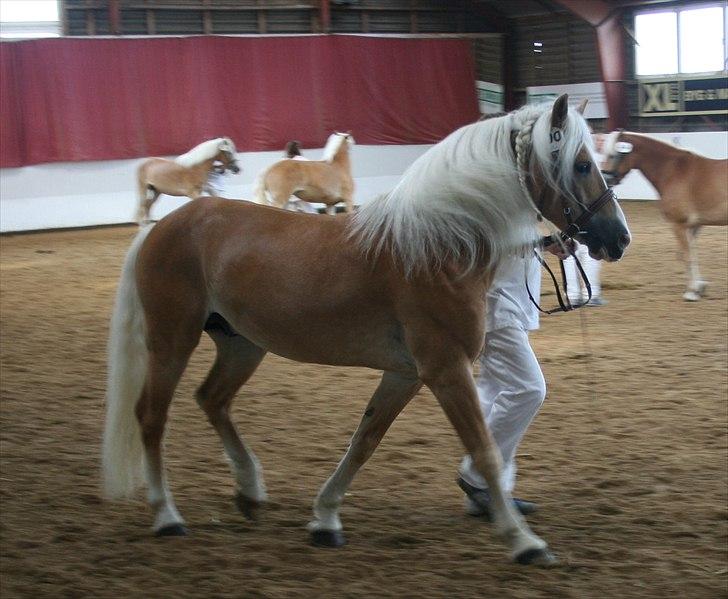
[579,304,608,433]
[526,244,592,315]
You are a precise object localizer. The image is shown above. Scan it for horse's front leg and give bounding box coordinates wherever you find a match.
[672,222,705,300]
[308,371,421,547]
[421,357,554,566]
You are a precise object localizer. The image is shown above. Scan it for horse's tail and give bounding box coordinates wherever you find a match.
[102,225,153,500]
[251,171,269,205]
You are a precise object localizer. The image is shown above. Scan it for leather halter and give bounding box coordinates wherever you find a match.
[528,185,616,314]
[518,133,617,314]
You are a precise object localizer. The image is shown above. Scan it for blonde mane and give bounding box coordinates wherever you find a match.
[349,102,595,277]
[321,132,351,163]
[175,137,236,167]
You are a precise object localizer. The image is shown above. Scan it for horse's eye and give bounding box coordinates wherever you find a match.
[575,161,591,174]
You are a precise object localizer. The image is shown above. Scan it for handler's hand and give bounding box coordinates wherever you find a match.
[543,236,577,259]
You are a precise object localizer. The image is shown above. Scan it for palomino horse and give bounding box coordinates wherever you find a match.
[253,132,355,215]
[602,131,727,301]
[103,95,630,565]
[136,137,240,224]
[279,141,319,214]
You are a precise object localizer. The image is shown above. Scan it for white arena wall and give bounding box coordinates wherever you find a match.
[1,131,726,233]
[0,144,432,233]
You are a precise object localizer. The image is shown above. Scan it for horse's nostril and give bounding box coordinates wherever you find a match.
[618,232,631,250]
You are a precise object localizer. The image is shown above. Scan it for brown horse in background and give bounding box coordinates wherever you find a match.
[136,137,240,224]
[602,131,727,301]
[254,132,354,215]
[102,96,630,565]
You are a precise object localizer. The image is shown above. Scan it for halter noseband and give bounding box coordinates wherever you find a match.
[560,186,616,240]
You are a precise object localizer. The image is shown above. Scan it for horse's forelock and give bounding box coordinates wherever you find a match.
[530,105,595,196]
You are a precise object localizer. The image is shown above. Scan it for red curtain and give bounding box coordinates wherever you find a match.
[0,35,479,168]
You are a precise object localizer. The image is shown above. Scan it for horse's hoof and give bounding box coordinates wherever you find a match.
[683,291,700,302]
[234,492,263,521]
[514,547,558,567]
[310,529,347,548]
[155,523,188,537]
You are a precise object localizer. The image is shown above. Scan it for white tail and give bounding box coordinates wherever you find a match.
[102,225,153,499]
[251,171,269,205]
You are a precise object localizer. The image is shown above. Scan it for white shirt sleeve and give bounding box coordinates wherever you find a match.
[485,253,541,333]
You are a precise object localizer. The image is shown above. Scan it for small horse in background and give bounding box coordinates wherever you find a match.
[103,95,630,565]
[602,131,727,301]
[254,132,354,215]
[136,137,240,224]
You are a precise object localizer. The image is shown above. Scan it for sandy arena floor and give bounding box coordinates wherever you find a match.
[1,202,726,598]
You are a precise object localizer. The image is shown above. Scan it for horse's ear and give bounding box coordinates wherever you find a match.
[551,94,569,129]
[576,98,588,115]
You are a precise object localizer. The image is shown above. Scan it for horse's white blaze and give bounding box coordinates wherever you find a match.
[603,130,621,157]
[102,225,153,499]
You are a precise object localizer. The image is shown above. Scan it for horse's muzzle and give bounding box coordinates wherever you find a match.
[581,219,631,262]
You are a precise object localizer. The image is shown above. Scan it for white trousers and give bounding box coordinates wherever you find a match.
[563,244,602,301]
[460,326,546,493]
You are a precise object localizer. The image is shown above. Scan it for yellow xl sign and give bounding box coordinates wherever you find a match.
[640,81,679,113]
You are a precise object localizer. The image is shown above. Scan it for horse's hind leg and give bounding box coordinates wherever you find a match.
[137,346,198,536]
[196,330,268,518]
[309,371,422,547]
[267,182,295,210]
[137,187,160,225]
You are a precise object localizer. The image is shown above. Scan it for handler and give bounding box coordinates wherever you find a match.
[458,240,569,518]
